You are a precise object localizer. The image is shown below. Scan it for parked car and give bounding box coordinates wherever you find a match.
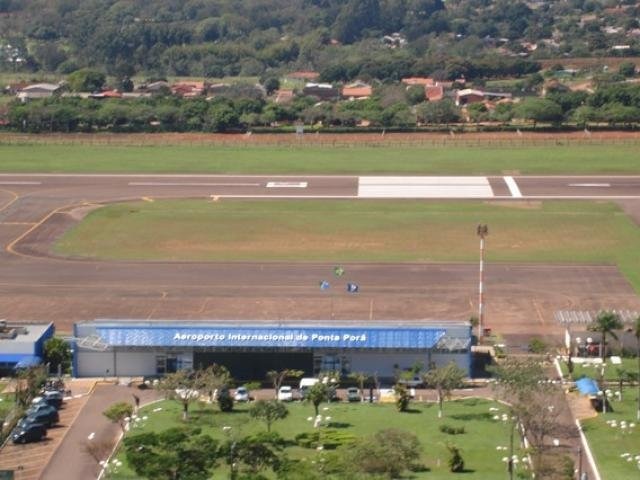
[11,423,47,444]
[398,375,423,388]
[346,387,361,402]
[234,386,250,402]
[26,403,58,417]
[32,391,64,409]
[20,408,59,428]
[299,378,319,400]
[277,386,294,402]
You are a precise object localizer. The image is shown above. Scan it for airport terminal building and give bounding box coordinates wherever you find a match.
[73,320,472,379]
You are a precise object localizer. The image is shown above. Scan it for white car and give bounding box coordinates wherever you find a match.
[234,387,250,402]
[277,386,294,401]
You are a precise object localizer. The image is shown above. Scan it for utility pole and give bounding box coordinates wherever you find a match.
[477,224,488,344]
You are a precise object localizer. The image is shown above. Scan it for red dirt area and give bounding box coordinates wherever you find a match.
[1,131,640,147]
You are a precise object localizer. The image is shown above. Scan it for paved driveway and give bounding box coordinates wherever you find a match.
[41,383,159,480]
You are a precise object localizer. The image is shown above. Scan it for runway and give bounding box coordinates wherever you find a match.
[1,173,640,337]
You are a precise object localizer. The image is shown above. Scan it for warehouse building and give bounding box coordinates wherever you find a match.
[0,321,54,375]
[73,320,472,380]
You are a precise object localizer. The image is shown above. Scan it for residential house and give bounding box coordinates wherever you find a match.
[425,84,444,102]
[274,89,295,104]
[16,83,61,101]
[401,77,435,87]
[455,89,512,106]
[302,83,339,100]
[341,81,372,100]
[171,81,205,98]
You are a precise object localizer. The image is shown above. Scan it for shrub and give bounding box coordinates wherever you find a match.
[294,429,356,450]
[439,424,466,435]
[447,444,465,472]
[217,389,234,412]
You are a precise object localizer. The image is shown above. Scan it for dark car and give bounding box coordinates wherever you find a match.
[26,403,58,417]
[20,409,59,428]
[33,391,64,409]
[11,423,47,444]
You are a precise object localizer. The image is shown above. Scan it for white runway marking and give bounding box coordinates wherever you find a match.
[568,183,611,187]
[266,181,308,188]
[0,181,42,185]
[503,176,522,198]
[357,176,493,198]
[128,182,261,187]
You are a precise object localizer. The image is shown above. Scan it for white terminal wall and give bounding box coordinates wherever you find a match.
[76,349,467,378]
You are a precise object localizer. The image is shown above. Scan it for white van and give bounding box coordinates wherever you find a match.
[299,378,319,399]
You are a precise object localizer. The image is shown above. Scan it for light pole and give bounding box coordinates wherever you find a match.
[477,224,489,344]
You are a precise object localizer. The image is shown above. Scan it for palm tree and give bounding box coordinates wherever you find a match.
[587,311,623,361]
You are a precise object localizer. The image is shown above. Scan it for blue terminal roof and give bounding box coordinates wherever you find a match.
[95,325,448,350]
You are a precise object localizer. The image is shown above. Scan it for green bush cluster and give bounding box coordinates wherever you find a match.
[294,429,356,450]
[439,424,466,435]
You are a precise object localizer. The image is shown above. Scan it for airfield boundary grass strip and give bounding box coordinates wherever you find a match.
[55,199,640,292]
[1,143,640,174]
[581,387,640,480]
[109,398,529,479]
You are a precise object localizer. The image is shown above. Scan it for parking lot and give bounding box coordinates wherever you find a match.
[0,380,95,480]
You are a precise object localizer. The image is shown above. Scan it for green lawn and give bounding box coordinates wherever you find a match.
[0,143,639,174]
[108,398,529,479]
[582,387,640,480]
[559,357,639,382]
[55,199,640,291]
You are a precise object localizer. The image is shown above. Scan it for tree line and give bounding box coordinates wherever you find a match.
[5,82,640,133]
[1,0,639,80]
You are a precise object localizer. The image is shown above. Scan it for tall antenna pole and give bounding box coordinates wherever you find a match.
[477,224,489,344]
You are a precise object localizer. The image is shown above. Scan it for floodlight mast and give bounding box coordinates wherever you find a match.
[477,224,489,345]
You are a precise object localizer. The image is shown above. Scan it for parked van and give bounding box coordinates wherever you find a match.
[299,378,319,399]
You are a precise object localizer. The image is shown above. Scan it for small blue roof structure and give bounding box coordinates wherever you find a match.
[575,377,600,396]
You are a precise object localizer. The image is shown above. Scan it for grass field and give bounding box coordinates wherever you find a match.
[1,143,640,174]
[109,398,528,479]
[55,199,640,290]
[559,357,639,382]
[582,387,640,480]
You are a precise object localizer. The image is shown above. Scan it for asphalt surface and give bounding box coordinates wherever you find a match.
[1,174,640,337]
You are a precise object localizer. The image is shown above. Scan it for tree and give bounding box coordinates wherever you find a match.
[618,61,637,78]
[249,400,289,432]
[306,381,329,416]
[43,337,72,374]
[67,68,106,92]
[14,365,47,408]
[347,429,421,478]
[417,99,461,124]
[422,363,465,418]
[393,383,411,412]
[405,85,426,105]
[514,98,563,126]
[160,369,201,420]
[333,0,380,44]
[197,364,232,403]
[103,402,134,432]
[217,388,234,412]
[348,371,369,397]
[588,311,623,360]
[262,77,280,96]
[447,444,464,472]
[223,432,286,475]
[266,369,303,399]
[124,427,219,480]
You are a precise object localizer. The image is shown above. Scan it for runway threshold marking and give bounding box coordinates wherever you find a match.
[503,176,522,198]
[128,182,261,187]
[357,176,494,198]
